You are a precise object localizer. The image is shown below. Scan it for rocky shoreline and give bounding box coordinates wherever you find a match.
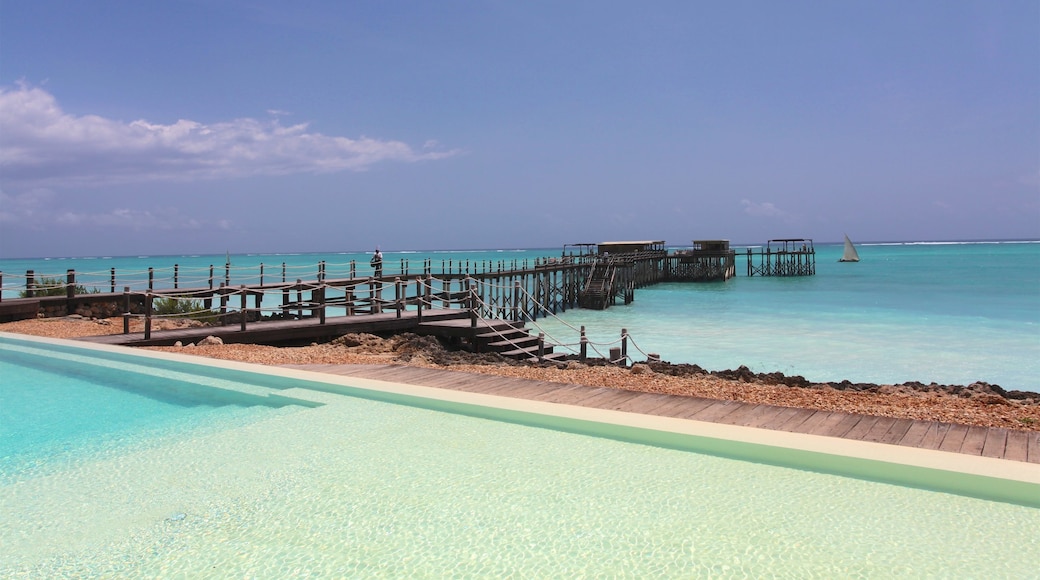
[3,316,1038,431]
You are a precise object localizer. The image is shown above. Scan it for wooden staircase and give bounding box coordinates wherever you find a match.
[578,263,614,310]
[416,317,567,363]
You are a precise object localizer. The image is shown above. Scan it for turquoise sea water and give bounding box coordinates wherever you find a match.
[2,241,1037,392]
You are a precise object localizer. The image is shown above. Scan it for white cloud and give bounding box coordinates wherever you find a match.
[740,199,797,222]
[0,83,459,189]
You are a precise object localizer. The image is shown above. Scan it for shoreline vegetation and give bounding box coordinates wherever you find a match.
[4,316,1038,433]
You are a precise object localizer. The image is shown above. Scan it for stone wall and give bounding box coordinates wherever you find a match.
[34,295,149,319]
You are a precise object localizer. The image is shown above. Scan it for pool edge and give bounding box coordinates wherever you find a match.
[4,331,1038,507]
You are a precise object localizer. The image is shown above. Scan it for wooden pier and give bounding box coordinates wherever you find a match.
[746,238,816,276]
[667,240,737,281]
[2,237,822,353]
[572,241,667,309]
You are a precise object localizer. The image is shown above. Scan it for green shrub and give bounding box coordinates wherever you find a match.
[19,277,99,297]
[153,297,220,323]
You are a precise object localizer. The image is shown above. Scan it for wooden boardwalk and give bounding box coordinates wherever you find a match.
[285,363,1040,464]
[77,309,474,347]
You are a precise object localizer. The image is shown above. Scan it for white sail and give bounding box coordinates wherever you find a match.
[839,234,860,262]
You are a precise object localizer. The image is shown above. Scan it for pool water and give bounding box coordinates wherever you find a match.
[1,334,1038,577]
[0,340,317,482]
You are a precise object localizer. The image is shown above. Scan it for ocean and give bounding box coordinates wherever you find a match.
[1,241,1037,392]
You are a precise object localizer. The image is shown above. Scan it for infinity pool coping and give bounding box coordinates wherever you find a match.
[4,331,1039,490]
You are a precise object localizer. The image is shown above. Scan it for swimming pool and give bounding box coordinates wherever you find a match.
[2,333,1038,576]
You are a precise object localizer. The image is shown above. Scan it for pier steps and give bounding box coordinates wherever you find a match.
[416,317,567,363]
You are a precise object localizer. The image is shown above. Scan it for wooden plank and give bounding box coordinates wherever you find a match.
[756,407,804,431]
[959,426,989,456]
[526,384,591,404]
[571,388,640,410]
[559,386,624,405]
[980,428,1008,459]
[1004,431,1029,462]
[862,417,898,442]
[842,416,879,440]
[660,397,719,419]
[1028,431,1040,464]
[917,423,951,450]
[613,393,683,415]
[896,420,933,448]
[540,385,610,405]
[470,376,550,395]
[878,418,915,445]
[715,403,767,426]
[777,408,817,432]
[687,400,745,423]
[803,411,856,437]
[490,381,572,401]
[787,409,833,434]
[938,424,970,453]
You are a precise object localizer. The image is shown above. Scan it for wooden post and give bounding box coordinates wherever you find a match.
[209,265,215,289]
[240,285,248,331]
[425,274,433,312]
[620,328,628,366]
[224,261,230,287]
[110,267,116,293]
[345,284,355,316]
[512,280,521,322]
[296,280,303,319]
[394,277,403,318]
[123,287,131,334]
[370,277,380,314]
[174,264,179,289]
[537,332,545,362]
[467,277,477,328]
[579,326,587,361]
[0,271,3,302]
[219,283,228,325]
[26,269,35,298]
[259,263,264,287]
[148,267,154,290]
[534,272,542,320]
[66,269,75,316]
[282,262,287,283]
[316,285,326,324]
[144,293,153,340]
[415,277,423,323]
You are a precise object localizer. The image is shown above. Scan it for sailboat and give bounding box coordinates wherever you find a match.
[838,234,860,262]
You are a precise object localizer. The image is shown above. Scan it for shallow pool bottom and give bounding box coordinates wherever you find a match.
[2,333,1038,577]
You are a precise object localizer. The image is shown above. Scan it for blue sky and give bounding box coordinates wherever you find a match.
[1,1,1037,258]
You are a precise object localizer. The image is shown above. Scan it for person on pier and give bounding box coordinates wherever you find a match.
[371,248,383,278]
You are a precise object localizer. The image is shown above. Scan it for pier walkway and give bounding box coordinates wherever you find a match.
[284,363,1040,464]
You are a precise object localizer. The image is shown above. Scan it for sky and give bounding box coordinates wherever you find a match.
[1,1,1037,258]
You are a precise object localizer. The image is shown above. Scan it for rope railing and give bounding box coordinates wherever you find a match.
[480,278,653,365]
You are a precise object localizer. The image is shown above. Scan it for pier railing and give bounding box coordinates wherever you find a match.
[113,274,658,366]
[0,255,601,301]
